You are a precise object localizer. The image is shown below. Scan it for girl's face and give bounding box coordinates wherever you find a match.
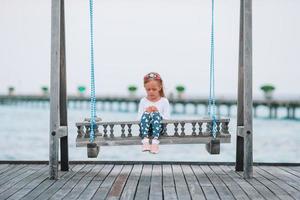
[144,80,162,101]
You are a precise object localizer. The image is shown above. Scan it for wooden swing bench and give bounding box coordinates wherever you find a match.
[75,118,231,155]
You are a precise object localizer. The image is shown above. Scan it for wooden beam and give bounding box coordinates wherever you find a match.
[243,0,253,179]
[76,135,231,147]
[49,0,69,179]
[59,0,69,172]
[50,0,61,180]
[236,0,245,172]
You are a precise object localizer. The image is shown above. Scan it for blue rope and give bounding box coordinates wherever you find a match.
[208,0,217,138]
[89,0,96,143]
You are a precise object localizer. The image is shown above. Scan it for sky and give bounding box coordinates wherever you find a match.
[0,0,299,98]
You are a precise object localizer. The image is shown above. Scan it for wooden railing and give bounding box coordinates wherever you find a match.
[75,118,230,146]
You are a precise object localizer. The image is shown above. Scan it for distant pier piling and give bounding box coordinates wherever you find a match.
[0,95,299,119]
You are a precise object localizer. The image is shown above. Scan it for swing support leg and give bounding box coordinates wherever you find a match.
[206,139,220,154]
[87,143,100,158]
[50,0,69,180]
[236,0,253,179]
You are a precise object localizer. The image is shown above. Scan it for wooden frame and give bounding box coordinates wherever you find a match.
[50,0,253,179]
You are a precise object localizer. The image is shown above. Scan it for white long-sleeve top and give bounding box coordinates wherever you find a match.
[137,97,171,120]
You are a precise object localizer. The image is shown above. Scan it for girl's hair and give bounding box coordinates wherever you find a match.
[143,72,165,97]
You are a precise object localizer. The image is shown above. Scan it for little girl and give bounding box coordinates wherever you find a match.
[137,72,170,154]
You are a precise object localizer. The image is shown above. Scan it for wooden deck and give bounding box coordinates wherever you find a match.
[0,163,299,200]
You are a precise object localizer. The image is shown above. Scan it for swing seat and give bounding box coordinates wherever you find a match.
[76,118,231,156]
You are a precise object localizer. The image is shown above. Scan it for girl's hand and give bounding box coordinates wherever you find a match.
[151,106,158,112]
[145,106,158,112]
[145,107,153,112]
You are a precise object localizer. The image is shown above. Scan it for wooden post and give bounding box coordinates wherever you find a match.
[227,105,231,117]
[50,0,69,180]
[59,0,69,172]
[236,0,253,179]
[269,105,272,118]
[49,0,60,180]
[292,107,296,119]
[243,0,253,179]
[236,0,245,172]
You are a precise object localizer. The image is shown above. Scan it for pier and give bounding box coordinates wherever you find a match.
[1,0,295,188]
[0,95,299,119]
[0,161,299,200]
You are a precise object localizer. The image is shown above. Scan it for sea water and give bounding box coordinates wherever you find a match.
[0,105,299,163]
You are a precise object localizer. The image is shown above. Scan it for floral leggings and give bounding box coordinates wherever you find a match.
[140,111,163,139]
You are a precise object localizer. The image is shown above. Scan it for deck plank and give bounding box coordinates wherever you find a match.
[201,165,235,200]
[191,165,220,200]
[7,167,49,200]
[92,165,124,200]
[210,165,250,200]
[0,164,9,170]
[149,165,163,200]
[0,165,26,186]
[0,165,23,187]
[0,165,43,194]
[280,167,300,179]
[219,165,264,200]
[228,166,280,200]
[49,164,89,199]
[33,164,85,200]
[162,164,177,200]
[44,164,91,200]
[106,165,133,200]
[21,165,71,200]
[181,165,205,200]
[0,165,48,200]
[260,166,300,191]
[172,164,191,200]
[289,166,300,173]
[120,164,143,200]
[77,164,114,200]
[134,165,152,200]
[255,166,300,199]
[0,164,20,177]
[0,164,10,175]
[265,166,300,184]
[252,167,294,200]
[63,165,104,200]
